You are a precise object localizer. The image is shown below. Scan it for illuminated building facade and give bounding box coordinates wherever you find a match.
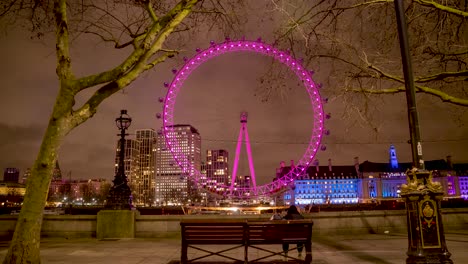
[203,149,229,192]
[155,125,201,205]
[114,128,157,206]
[135,129,157,206]
[280,159,360,205]
[48,178,109,205]
[280,147,468,205]
[115,138,141,203]
[0,182,25,206]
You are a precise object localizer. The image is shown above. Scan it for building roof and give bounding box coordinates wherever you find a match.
[277,164,358,179]
[359,159,453,173]
[453,163,468,175]
[164,124,200,134]
[276,159,465,178]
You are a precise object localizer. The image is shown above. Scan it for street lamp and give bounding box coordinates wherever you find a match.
[105,110,133,210]
[394,1,452,262]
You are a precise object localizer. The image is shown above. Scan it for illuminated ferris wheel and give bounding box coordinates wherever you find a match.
[159,38,327,199]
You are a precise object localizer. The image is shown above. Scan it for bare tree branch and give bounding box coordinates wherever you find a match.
[72,0,199,126]
[414,0,468,18]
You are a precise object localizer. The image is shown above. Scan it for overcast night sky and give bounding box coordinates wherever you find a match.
[0,2,467,185]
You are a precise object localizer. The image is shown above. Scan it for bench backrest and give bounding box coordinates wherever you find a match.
[180,219,313,245]
[180,219,247,244]
[247,220,313,244]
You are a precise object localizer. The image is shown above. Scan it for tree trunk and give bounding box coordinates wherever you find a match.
[3,106,71,264]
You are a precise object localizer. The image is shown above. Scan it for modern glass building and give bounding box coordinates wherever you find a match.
[155,125,201,205]
[114,129,157,206]
[135,129,157,206]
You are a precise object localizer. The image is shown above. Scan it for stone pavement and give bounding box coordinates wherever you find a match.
[1,232,468,264]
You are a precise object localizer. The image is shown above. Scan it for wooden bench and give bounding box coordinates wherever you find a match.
[180,219,313,263]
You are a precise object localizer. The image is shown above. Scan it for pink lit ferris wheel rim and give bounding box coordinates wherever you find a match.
[162,39,324,198]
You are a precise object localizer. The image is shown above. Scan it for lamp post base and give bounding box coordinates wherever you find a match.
[105,184,132,210]
[402,169,453,264]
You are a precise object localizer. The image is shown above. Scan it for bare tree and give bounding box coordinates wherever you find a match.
[262,0,467,111]
[0,0,243,263]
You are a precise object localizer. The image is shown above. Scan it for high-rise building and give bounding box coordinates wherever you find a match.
[3,168,20,183]
[155,125,201,205]
[135,129,157,206]
[115,138,140,178]
[204,149,229,192]
[114,128,158,206]
[114,138,141,204]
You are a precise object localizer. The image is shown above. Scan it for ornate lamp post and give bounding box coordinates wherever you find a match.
[394,1,452,263]
[106,110,133,210]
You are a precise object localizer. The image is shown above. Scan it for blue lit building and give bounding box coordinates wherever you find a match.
[278,158,361,205]
[277,146,468,205]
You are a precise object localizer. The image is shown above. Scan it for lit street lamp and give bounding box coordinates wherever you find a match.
[105,110,133,210]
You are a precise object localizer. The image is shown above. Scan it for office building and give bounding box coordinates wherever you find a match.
[203,149,229,192]
[155,125,201,205]
[135,129,157,206]
[114,129,156,206]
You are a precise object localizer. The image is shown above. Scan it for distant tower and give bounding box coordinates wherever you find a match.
[389,145,399,169]
[52,161,62,181]
[230,112,257,194]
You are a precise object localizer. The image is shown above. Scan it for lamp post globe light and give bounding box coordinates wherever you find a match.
[106,110,133,210]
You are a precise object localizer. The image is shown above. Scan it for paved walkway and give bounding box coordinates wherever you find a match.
[1,232,468,263]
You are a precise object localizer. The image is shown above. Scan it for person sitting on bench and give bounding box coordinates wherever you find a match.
[282,205,304,259]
